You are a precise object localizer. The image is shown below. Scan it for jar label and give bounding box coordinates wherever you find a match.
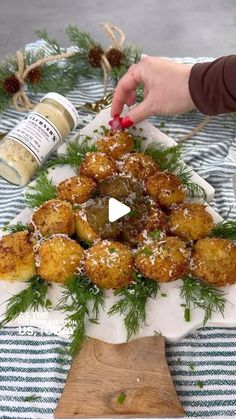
[7,112,62,163]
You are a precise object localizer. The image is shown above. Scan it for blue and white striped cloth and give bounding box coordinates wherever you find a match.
[0,42,236,417]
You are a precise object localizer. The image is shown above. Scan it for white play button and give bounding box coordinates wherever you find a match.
[108,197,131,222]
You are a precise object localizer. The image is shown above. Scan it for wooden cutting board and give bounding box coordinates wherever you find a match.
[54,336,184,418]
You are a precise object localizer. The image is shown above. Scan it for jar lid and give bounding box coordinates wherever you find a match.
[41,92,79,129]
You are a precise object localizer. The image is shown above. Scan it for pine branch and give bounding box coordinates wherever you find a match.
[57,275,104,357]
[108,272,159,340]
[66,25,98,52]
[0,276,52,328]
[210,220,236,240]
[40,135,97,172]
[24,171,57,208]
[35,30,62,54]
[2,222,28,234]
[180,275,226,325]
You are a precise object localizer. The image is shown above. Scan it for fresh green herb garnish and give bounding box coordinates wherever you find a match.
[189,363,195,371]
[196,381,204,389]
[139,247,153,257]
[117,392,126,404]
[2,222,28,233]
[159,121,166,129]
[25,171,57,208]
[0,276,52,328]
[210,220,236,240]
[180,276,226,326]
[149,229,161,240]
[23,394,41,402]
[108,247,117,253]
[108,272,159,340]
[161,292,167,297]
[154,330,162,336]
[57,275,104,357]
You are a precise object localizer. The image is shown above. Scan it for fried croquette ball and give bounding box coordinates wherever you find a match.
[121,152,159,181]
[29,199,75,237]
[122,197,150,244]
[85,240,133,288]
[74,210,99,245]
[135,236,190,282]
[0,231,36,281]
[96,130,134,159]
[57,175,96,204]
[79,152,118,181]
[170,203,214,241]
[134,205,169,244]
[36,235,84,283]
[85,197,121,239]
[192,238,236,287]
[146,171,185,207]
[98,175,144,201]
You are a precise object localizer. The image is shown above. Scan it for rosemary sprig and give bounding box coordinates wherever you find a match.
[2,222,28,234]
[108,272,159,340]
[39,135,97,172]
[24,171,57,208]
[57,275,104,357]
[0,276,52,328]
[180,275,226,326]
[210,220,236,240]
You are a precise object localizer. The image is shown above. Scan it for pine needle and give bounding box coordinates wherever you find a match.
[24,171,57,208]
[0,276,52,328]
[210,220,236,240]
[180,275,226,326]
[66,25,98,52]
[2,222,28,234]
[57,275,104,357]
[40,135,97,172]
[108,272,159,340]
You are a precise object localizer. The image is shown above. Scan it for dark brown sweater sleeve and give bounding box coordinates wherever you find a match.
[189,55,236,115]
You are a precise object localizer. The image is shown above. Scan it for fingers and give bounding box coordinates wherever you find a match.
[123,96,152,126]
[111,65,141,116]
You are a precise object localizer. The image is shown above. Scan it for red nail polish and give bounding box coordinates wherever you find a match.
[122,116,133,129]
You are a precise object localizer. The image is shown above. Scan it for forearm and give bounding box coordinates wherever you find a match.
[189,55,236,115]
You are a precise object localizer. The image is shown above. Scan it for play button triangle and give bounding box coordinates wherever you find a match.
[108,197,131,222]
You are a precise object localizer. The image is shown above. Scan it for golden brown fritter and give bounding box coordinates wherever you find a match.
[0,231,36,281]
[170,203,214,241]
[36,235,84,284]
[96,131,134,159]
[29,199,75,237]
[74,209,99,245]
[135,236,190,282]
[192,237,236,287]
[98,175,144,201]
[133,205,169,244]
[57,175,96,204]
[85,196,121,239]
[85,240,134,288]
[121,152,159,181]
[146,171,185,207]
[79,152,118,181]
[121,197,150,244]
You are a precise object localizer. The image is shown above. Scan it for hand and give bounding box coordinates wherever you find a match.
[111,56,195,126]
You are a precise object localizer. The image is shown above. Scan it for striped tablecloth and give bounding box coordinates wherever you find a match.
[0,41,236,418]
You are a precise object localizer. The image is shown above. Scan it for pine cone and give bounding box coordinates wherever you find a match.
[88,46,104,68]
[106,48,123,68]
[3,75,21,94]
[26,67,41,84]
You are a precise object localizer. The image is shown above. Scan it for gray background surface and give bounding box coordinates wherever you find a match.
[0,0,235,60]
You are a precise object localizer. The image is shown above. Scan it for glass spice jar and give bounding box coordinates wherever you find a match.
[0,92,79,186]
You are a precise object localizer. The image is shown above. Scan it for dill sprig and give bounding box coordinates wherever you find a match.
[144,143,206,199]
[40,135,97,172]
[210,220,236,240]
[2,222,28,234]
[108,272,159,340]
[180,275,226,326]
[0,276,52,328]
[57,275,104,357]
[25,171,57,208]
